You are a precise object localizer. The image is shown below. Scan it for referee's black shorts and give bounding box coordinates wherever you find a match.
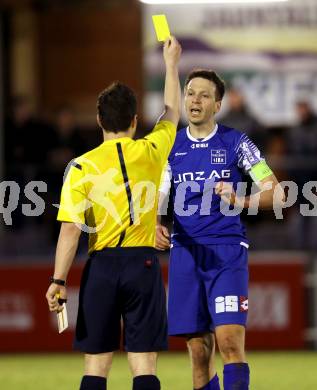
[74,247,168,353]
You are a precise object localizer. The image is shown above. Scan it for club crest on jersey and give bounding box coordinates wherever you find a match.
[211,149,226,164]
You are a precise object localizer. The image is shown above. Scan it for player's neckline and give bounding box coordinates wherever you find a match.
[186,124,218,142]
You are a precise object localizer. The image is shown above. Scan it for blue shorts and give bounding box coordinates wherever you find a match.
[168,244,249,336]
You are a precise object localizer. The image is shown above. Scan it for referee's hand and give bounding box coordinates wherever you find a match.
[163,35,181,67]
[46,284,67,313]
[155,224,170,251]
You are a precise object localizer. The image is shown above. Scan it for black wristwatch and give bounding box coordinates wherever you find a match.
[49,277,66,286]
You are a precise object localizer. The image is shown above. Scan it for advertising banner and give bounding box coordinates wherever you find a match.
[142,1,317,126]
[0,254,306,351]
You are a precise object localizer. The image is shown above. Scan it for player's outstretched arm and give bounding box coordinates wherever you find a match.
[159,36,182,127]
[46,222,81,312]
[250,173,285,209]
[220,135,286,210]
[215,173,285,210]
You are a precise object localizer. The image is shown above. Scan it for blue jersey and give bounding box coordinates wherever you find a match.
[160,124,264,247]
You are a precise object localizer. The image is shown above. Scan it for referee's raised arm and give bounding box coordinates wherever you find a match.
[144,36,182,162]
[159,36,182,127]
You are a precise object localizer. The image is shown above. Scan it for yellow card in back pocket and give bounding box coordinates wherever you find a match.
[152,15,171,42]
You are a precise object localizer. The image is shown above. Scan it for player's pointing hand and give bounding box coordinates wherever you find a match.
[215,181,246,209]
[163,36,182,67]
[215,181,236,206]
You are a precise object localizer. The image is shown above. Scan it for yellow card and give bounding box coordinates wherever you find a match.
[152,15,171,42]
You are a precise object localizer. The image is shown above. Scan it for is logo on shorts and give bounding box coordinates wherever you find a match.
[215,295,248,313]
[215,296,238,313]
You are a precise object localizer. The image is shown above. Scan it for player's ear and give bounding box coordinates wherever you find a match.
[214,100,222,114]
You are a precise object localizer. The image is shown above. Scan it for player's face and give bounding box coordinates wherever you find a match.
[184,77,221,126]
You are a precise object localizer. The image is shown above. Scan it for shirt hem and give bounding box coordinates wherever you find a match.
[171,237,249,247]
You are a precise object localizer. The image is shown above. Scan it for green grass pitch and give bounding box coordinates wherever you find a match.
[1,351,316,389]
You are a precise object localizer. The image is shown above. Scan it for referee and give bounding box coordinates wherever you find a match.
[46,36,181,390]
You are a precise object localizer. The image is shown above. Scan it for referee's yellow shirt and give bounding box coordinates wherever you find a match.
[57,120,176,253]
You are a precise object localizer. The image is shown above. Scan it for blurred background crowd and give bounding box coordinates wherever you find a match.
[3,81,317,256]
[0,0,317,257]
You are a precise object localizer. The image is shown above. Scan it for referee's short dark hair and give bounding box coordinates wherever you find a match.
[184,69,225,102]
[97,82,137,133]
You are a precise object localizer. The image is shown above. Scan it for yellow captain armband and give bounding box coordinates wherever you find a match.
[249,161,273,182]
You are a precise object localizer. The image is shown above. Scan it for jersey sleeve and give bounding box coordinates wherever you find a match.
[236,133,265,174]
[143,120,176,164]
[57,161,87,224]
[159,162,172,195]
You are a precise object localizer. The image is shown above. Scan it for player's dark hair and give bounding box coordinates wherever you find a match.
[184,69,225,102]
[97,82,137,133]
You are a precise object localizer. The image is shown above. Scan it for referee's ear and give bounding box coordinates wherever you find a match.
[131,114,138,130]
[96,114,103,129]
